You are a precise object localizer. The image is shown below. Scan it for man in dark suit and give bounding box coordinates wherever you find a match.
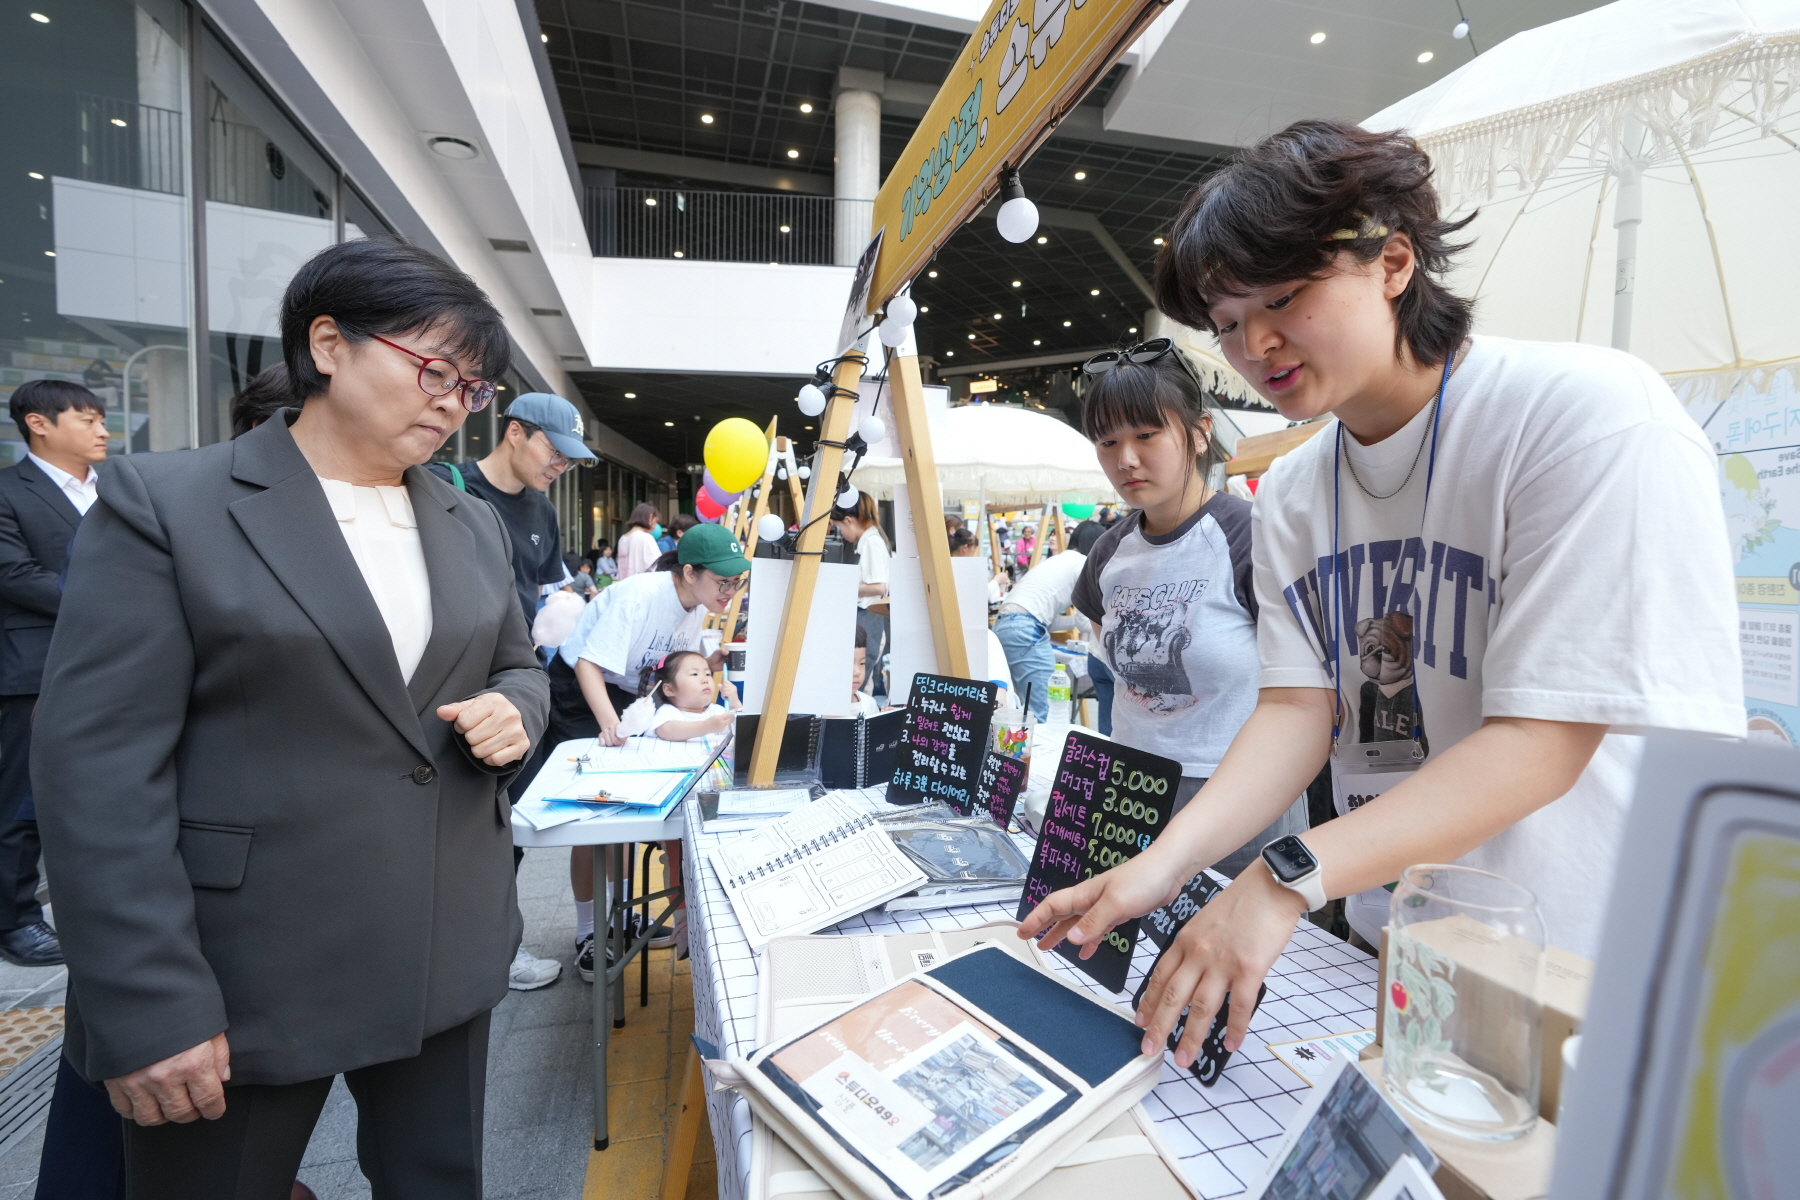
[0,379,110,967]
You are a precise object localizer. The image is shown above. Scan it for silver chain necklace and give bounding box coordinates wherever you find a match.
[1340,391,1441,501]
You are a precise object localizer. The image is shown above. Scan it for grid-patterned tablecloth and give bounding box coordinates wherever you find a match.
[682,793,1378,1200]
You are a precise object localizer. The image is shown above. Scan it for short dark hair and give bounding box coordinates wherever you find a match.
[670,513,699,536]
[229,364,301,437]
[854,624,868,650]
[1079,351,1221,477]
[626,503,660,531]
[280,237,511,401]
[1155,119,1475,368]
[11,379,105,442]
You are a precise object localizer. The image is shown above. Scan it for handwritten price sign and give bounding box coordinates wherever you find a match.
[1016,730,1181,991]
[887,674,998,812]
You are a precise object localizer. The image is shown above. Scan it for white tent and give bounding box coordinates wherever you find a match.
[1364,0,1800,408]
[850,403,1117,504]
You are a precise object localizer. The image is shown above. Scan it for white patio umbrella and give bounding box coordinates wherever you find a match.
[1364,0,1800,409]
[850,403,1117,505]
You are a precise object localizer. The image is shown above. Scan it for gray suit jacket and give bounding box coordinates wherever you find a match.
[33,415,549,1085]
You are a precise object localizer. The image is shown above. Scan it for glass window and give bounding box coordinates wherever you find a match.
[202,29,337,445]
[0,0,196,461]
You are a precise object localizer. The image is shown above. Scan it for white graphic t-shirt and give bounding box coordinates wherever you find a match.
[560,571,706,691]
[1073,494,1259,777]
[1255,335,1744,957]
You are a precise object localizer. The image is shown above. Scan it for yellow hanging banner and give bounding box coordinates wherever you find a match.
[864,0,1168,313]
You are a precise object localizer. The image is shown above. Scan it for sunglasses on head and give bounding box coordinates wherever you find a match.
[1081,337,1176,377]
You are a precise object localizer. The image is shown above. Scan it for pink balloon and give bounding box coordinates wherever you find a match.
[695,490,726,520]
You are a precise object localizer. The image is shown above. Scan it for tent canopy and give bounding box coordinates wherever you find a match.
[851,403,1117,505]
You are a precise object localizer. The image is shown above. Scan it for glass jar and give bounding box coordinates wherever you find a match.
[1384,864,1545,1142]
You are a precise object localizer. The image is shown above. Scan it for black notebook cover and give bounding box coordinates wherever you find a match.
[731,713,818,786]
[926,946,1143,1088]
[818,709,907,790]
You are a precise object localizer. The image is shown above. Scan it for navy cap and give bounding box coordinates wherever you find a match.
[505,393,597,461]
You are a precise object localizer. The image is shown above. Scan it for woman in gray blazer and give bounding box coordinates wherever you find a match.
[32,239,550,1199]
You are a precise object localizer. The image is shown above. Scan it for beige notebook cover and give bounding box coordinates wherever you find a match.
[741,922,1196,1200]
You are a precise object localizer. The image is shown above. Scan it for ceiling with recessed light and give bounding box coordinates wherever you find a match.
[535,0,1602,461]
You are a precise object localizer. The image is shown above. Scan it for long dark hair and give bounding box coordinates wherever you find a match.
[1155,119,1475,368]
[1079,351,1219,476]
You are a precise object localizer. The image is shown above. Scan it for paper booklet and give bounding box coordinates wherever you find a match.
[706,793,928,950]
[744,925,1196,1200]
[517,734,729,830]
[705,941,1166,1200]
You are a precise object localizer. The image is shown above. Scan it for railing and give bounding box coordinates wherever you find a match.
[75,93,331,218]
[76,94,184,195]
[584,186,873,265]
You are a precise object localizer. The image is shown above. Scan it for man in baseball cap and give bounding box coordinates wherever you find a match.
[427,391,597,991]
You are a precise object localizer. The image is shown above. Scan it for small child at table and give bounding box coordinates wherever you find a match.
[620,650,737,740]
[850,626,882,717]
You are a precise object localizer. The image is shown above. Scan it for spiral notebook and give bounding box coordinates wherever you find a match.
[731,710,907,790]
[706,792,929,949]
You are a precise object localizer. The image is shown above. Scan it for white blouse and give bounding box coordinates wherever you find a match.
[319,478,433,683]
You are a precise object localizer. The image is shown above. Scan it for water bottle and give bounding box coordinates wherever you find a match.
[1046,663,1073,724]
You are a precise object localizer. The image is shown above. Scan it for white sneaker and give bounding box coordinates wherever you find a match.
[509,945,562,990]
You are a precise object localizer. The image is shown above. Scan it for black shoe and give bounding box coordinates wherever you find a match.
[576,934,595,983]
[0,922,63,967]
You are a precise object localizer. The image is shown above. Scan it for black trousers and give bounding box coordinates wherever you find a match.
[0,693,44,933]
[122,1012,490,1200]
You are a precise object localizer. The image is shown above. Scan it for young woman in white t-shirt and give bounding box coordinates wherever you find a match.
[1020,119,1741,1069]
[1070,346,1306,875]
[835,493,891,696]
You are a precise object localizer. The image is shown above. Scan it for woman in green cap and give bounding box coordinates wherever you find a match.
[550,520,751,980]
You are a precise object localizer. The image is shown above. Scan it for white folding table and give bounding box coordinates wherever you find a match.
[511,738,698,1150]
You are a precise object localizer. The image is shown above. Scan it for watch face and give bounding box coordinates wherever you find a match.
[1263,836,1317,883]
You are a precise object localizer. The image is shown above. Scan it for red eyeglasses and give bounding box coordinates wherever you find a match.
[370,335,496,412]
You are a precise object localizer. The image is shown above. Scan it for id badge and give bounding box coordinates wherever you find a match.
[1329,739,1425,818]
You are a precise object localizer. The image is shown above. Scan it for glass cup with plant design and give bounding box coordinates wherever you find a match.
[1384,864,1546,1142]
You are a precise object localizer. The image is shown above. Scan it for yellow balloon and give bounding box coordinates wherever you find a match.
[704,418,768,493]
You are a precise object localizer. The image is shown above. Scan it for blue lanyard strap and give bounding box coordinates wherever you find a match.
[1330,351,1455,745]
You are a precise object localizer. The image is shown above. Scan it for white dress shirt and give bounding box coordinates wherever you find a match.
[28,453,99,516]
[319,478,433,683]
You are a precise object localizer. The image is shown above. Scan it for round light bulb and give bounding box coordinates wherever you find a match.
[1453,19,1469,38]
[836,482,859,508]
[798,465,812,480]
[886,294,917,326]
[996,196,1039,244]
[859,414,886,445]
[878,315,910,347]
[797,383,826,416]
[757,513,787,542]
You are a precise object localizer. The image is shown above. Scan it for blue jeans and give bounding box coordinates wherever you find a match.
[1087,655,1115,736]
[994,611,1053,721]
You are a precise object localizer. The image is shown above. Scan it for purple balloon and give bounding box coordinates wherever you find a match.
[703,472,738,507]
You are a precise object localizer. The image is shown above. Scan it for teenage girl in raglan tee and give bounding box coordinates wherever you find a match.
[1071,346,1307,876]
[1021,119,1742,1071]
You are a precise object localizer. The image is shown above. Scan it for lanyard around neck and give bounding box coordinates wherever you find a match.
[1330,351,1456,744]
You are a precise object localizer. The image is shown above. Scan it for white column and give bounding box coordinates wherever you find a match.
[834,85,881,267]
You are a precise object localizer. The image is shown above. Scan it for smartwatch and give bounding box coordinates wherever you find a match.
[1260,835,1327,912]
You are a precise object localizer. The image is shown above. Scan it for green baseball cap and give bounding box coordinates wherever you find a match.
[678,523,752,576]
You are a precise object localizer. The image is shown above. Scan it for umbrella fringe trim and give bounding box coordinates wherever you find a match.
[1394,31,1800,203]
[1666,357,1800,407]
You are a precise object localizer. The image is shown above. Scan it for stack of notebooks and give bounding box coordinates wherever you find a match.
[516,735,728,830]
[700,924,1198,1200]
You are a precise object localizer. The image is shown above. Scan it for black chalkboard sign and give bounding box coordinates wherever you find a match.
[1144,871,1224,951]
[1016,731,1181,992]
[887,674,998,813]
[1132,868,1265,1086]
[976,752,1030,828]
